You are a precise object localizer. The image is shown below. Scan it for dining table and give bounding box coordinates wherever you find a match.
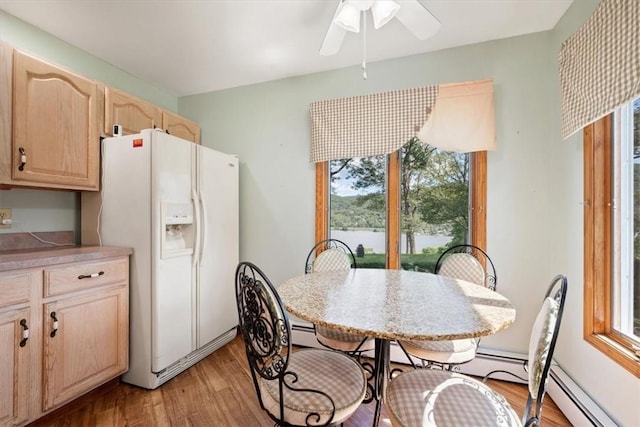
[277,268,517,427]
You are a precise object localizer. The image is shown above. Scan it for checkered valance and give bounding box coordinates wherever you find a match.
[309,79,496,163]
[310,86,437,163]
[559,0,640,139]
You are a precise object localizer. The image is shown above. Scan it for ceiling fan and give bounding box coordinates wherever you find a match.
[319,0,441,56]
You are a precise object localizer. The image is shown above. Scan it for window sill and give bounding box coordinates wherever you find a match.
[585,332,640,378]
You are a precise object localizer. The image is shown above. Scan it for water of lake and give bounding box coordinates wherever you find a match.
[331,230,452,253]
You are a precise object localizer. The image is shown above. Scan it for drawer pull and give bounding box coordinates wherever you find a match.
[18,147,26,171]
[78,271,105,280]
[50,312,58,338]
[19,319,29,347]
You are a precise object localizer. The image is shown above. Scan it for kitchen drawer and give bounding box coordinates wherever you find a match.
[44,257,128,297]
[0,270,36,307]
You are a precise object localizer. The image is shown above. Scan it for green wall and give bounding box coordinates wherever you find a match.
[178,1,637,424]
[0,9,178,238]
[0,3,637,425]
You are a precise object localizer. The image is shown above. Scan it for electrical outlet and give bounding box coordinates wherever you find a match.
[0,208,12,229]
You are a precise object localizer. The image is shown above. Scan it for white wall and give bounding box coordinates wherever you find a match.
[179,1,639,424]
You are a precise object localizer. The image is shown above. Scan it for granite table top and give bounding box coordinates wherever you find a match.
[278,268,516,342]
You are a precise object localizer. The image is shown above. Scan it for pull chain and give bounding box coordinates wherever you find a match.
[362,10,367,80]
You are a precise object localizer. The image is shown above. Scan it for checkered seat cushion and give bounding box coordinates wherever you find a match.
[397,251,487,368]
[313,248,353,272]
[399,253,484,367]
[312,248,373,353]
[315,325,376,352]
[438,253,486,286]
[259,348,367,426]
[386,370,521,427]
[400,337,478,365]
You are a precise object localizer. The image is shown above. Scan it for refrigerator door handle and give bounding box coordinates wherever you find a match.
[192,187,201,267]
[198,192,207,264]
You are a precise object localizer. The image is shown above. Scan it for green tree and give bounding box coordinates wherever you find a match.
[339,156,387,228]
[400,138,436,253]
[417,150,470,246]
[329,141,470,254]
[339,142,438,254]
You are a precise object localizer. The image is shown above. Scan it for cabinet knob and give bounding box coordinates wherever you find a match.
[50,312,59,338]
[19,319,29,347]
[18,147,26,171]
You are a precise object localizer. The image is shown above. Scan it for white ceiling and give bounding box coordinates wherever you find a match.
[0,0,573,97]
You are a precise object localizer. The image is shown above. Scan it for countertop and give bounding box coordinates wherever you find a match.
[0,245,133,272]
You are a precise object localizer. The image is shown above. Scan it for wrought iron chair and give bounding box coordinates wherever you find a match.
[398,244,497,370]
[235,262,368,427]
[304,238,357,274]
[304,239,375,356]
[435,244,497,290]
[385,274,567,427]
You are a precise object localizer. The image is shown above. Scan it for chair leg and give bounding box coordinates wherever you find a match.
[396,341,418,369]
[346,337,369,358]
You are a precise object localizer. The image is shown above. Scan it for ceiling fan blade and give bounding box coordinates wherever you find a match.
[394,0,441,40]
[319,1,349,56]
[320,21,348,56]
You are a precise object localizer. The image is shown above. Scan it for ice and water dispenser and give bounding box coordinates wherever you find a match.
[161,202,195,258]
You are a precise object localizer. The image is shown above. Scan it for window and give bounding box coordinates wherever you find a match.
[584,97,640,378]
[315,142,486,271]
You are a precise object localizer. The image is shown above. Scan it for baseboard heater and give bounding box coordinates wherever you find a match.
[291,324,618,427]
[154,328,237,387]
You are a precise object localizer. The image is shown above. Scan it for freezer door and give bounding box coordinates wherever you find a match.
[195,146,239,347]
[151,132,197,372]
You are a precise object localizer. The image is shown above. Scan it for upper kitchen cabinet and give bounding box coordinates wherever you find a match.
[105,87,200,144]
[104,87,162,136]
[5,48,101,191]
[162,110,201,144]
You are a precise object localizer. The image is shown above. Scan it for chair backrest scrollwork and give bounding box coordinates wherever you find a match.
[235,261,341,426]
[235,262,290,384]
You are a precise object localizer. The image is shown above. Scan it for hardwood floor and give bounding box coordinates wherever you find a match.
[30,333,572,426]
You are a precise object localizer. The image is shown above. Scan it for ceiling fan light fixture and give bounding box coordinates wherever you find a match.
[371,0,400,29]
[334,1,361,33]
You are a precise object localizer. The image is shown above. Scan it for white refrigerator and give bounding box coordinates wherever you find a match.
[81,129,239,389]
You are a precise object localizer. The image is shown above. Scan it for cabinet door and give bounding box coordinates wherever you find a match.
[105,87,161,136]
[162,110,201,144]
[0,308,31,426]
[0,41,14,188]
[42,286,128,411]
[12,49,100,190]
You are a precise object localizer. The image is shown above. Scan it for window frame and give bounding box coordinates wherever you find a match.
[315,150,487,269]
[583,115,640,378]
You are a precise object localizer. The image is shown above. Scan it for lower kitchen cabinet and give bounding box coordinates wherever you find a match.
[0,247,130,426]
[42,285,128,411]
[0,270,38,426]
[0,306,31,426]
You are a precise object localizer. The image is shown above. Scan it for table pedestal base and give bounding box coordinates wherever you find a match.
[372,338,390,427]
